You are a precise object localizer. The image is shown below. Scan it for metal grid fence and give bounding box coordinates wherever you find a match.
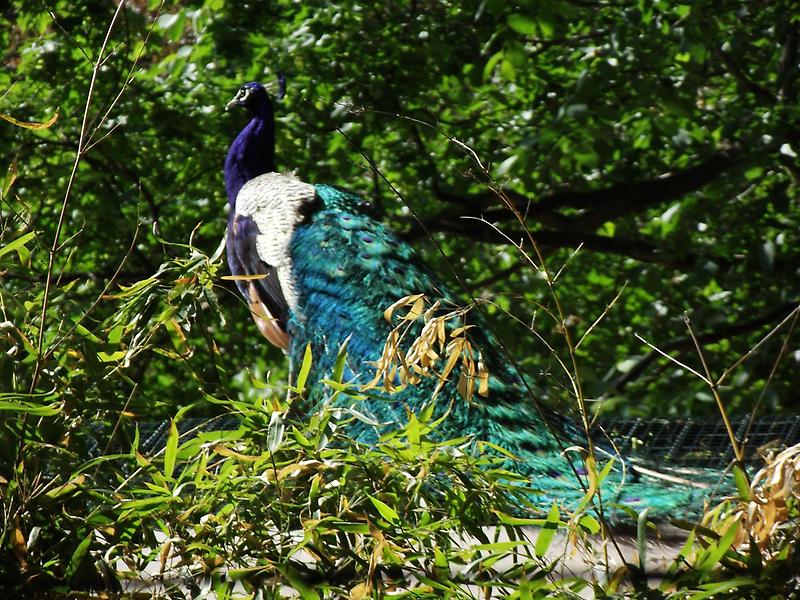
[105,415,800,470]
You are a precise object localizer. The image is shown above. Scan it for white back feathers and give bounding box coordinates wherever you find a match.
[234,172,316,313]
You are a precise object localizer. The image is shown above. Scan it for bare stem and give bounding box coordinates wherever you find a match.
[633,333,710,383]
[716,304,800,387]
[30,0,128,394]
[741,308,799,456]
[683,313,744,466]
[576,282,627,351]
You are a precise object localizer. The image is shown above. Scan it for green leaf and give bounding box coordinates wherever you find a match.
[757,239,775,270]
[578,514,600,534]
[331,334,350,382]
[696,522,739,571]
[0,392,61,416]
[156,12,187,42]
[493,511,547,527]
[482,50,504,80]
[732,464,751,499]
[368,495,399,524]
[636,508,649,569]
[534,502,560,557]
[0,231,36,261]
[163,419,179,480]
[406,412,420,445]
[98,350,127,363]
[508,13,537,35]
[66,532,93,580]
[537,9,556,38]
[495,154,518,177]
[293,343,313,393]
[470,539,531,554]
[687,577,752,600]
[267,410,285,452]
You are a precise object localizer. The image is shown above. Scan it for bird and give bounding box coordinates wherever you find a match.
[223,81,723,523]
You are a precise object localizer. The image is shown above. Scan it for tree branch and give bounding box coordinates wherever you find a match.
[778,23,798,102]
[606,301,799,395]
[535,150,746,229]
[714,46,777,105]
[428,121,800,248]
[402,218,701,269]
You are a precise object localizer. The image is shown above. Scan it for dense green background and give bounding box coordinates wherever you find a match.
[3,0,797,418]
[1,0,799,594]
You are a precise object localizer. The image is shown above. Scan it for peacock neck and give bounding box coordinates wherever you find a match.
[224,113,275,208]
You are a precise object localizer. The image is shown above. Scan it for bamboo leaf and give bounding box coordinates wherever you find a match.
[368,495,399,524]
[0,231,36,260]
[267,410,285,453]
[534,502,560,557]
[66,532,93,580]
[163,419,179,480]
[294,343,313,393]
[637,508,649,569]
[0,109,59,129]
[697,522,739,571]
[733,464,751,499]
[331,335,350,382]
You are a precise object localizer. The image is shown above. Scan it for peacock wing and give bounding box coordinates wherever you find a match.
[229,172,319,351]
[227,212,290,350]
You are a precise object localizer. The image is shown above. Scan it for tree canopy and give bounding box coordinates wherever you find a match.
[1,0,799,594]
[3,0,797,418]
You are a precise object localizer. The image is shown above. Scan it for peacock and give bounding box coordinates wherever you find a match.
[223,81,722,523]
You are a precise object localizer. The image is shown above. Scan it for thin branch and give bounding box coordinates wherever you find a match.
[576,282,627,350]
[608,301,799,394]
[714,45,777,105]
[43,219,141,362]
[633,333,710,384]
[683,313,743,465]
[405,218,697,268]
[31,0,128,394]
[717,304,800,386]
[468,261,524,290]
[552,244,584,283]
[777,23,798,102]
[741,308,799,457]
[432,123,800,236]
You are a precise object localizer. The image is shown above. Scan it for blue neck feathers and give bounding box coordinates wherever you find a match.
[224,106,275,208]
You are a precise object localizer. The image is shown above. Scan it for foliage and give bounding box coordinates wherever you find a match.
[1,0,799,596]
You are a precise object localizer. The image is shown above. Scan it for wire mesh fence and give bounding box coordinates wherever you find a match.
[88,415,800,471]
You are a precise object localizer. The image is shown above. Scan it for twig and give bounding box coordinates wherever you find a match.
[716,304,800,386]
[30,0,128,394]
[633,333,709,384]
[552,244,584,283]
[683,313,743,466]
[741,308,799,457]
[43,218,141,362]
[576,282,627,351]
[469,261,524,290]
[714,45,777,105]
[609,302,798,394]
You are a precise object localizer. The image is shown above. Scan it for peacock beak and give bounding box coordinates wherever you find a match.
[226,88,248,111]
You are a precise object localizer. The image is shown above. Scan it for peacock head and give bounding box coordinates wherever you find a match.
[226,82,273,117]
